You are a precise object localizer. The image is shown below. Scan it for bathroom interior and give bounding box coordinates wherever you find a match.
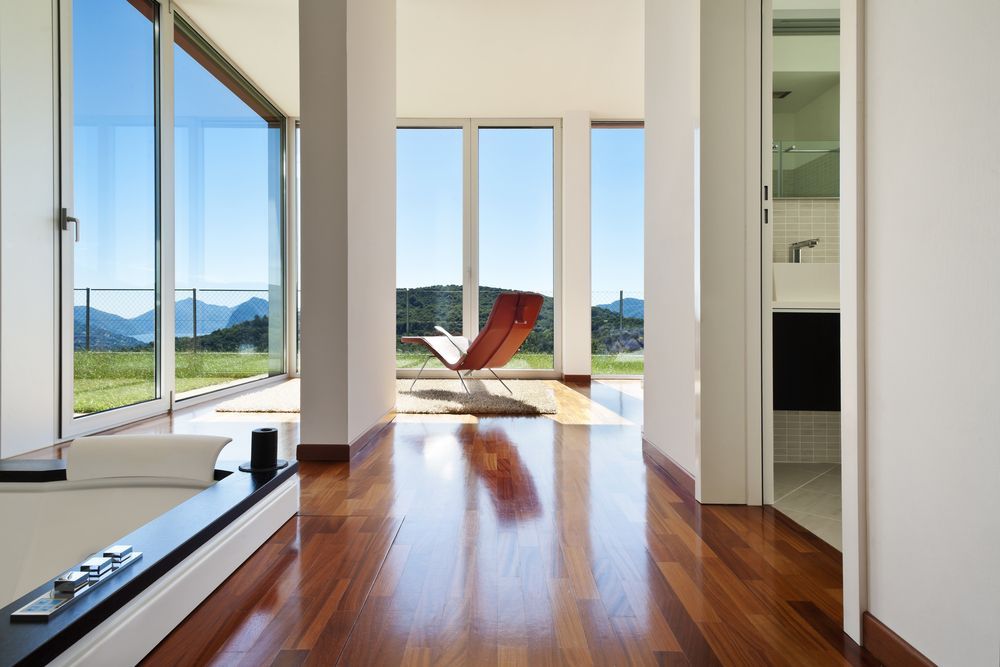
[768,3,842,549]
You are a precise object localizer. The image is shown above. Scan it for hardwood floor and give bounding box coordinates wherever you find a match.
[124,380,871,665]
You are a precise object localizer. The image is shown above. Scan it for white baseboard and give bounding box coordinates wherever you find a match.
[51,476,299,666]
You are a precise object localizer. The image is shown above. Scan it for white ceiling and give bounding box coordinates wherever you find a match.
[397,0,644,119]
[174,0,300,116]
[773,71,838,113]
[173,0,645,120]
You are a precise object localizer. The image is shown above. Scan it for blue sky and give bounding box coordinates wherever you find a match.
[591,128,645,301]
[398,126,644,303]
[74,2,644,317]
[73,0,276,316]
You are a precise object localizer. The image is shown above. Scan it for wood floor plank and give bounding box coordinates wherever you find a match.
[128,380,872,666]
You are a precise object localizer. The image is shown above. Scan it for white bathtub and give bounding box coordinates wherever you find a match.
[0,434,230,607]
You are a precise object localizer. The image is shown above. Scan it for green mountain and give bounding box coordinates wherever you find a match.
[396,285,643,355]
[175,315,270,352]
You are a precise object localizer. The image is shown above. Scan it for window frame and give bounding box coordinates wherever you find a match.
[395,118,562,378]
[58,0,292,438]
[589,120,645,379]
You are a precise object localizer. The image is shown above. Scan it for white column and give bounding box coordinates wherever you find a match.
[561,110,592,378]
[697,0,752,503]
[643,0,700,479]
[0,0,58,457]
[298,0,396,456]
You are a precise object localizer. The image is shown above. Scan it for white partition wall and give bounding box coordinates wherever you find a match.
[643,0,700,480]
[298,0,396,455]
[560,111,591,377]
[864,0,1000,663]
[0,0,59,458]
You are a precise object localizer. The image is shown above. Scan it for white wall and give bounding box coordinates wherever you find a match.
[298,0,349,446]
[0,0,58,458]
[865,1,1000,664]
[793,83,840,140]
[345,0,396,442]
[774,35,839,72]
[396,0,643,120]
[697,0,751,503]
[298,0,396,450]
[561,111,591,377]
[643,0,699,476]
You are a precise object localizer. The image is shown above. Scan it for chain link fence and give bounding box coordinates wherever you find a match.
[73,288,271,351]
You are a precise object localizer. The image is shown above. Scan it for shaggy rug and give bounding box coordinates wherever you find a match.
[396,379,556,415]
[216,379,300,413]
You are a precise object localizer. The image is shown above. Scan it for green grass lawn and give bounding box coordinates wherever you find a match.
[396,352,555,371]
[397,352,643,375]
[75,349,641,414]
[74,351,268,414]
[591,353,644,376]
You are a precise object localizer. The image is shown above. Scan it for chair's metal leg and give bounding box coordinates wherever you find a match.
[488,368,513,394]
[456,371,470,394]
[410,356,431,391]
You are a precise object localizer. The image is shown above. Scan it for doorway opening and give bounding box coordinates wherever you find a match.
[763,3,843,550]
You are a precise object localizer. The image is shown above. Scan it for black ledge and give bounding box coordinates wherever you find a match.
[0,460,67,483]
[0,460,298,667]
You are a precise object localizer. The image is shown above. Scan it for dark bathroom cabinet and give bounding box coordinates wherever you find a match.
[773,312,840,411]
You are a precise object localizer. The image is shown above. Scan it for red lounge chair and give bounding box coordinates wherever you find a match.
[401,291,544,393]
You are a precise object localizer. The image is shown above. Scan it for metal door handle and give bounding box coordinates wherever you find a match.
[60,208,80,242]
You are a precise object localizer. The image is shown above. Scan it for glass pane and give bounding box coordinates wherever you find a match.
[771,140,839,198]
[174,21,284,398]
[477,127,554,370]
[591,127,644,376]
[396,128,464,369]
[72,0,158,416]
[296,124,301,373]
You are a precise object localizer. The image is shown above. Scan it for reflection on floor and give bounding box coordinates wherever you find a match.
[135,379,868,665]
[774,462,842,550]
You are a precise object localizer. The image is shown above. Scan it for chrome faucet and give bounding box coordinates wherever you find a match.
[789,238,820,263]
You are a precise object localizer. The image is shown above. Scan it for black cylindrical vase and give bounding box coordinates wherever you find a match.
[240,427,288,473]
[251,427,278,469]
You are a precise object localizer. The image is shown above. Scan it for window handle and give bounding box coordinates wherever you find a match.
[60,208,80,242]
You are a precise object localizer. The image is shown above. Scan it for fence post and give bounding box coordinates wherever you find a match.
[405,288,409,334]
[85,287,91,351]
[192,288,198,351]
[619,289,624,331]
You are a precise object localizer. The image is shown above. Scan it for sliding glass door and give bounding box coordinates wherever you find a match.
[61,1,286,434]
[591,124,644,376]
[64,0,162,424]
[396,126,466,369]
[173,16,285,399]
[477,126,556,369]
[395,120,560,373]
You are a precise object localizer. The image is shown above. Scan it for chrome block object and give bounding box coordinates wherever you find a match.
[11,547,142,621]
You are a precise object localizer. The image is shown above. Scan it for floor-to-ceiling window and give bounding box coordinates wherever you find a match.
[591,123,644,376]
[477,126,556,369]
[173,16,285,398]
[62,2,286,432]
[70,0,159,416]
[395,120,560,373]
[396,126,465,370]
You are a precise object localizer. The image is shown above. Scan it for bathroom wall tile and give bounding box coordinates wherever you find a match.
[772,198,840,264]
[773,409,841,463]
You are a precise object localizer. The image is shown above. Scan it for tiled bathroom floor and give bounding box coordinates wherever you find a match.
[773,462,842,550]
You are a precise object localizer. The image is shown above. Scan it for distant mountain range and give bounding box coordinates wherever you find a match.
[596,297,644,320]
[74,297,269,350]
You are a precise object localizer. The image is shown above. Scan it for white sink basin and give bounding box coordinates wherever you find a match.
[772,263,839,310]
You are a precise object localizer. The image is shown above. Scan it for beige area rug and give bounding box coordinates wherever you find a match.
[215,378,556,416]
[396,379,556,415]
[216,379,300,413]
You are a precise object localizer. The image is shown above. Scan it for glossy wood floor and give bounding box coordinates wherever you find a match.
[130,381,872,666]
